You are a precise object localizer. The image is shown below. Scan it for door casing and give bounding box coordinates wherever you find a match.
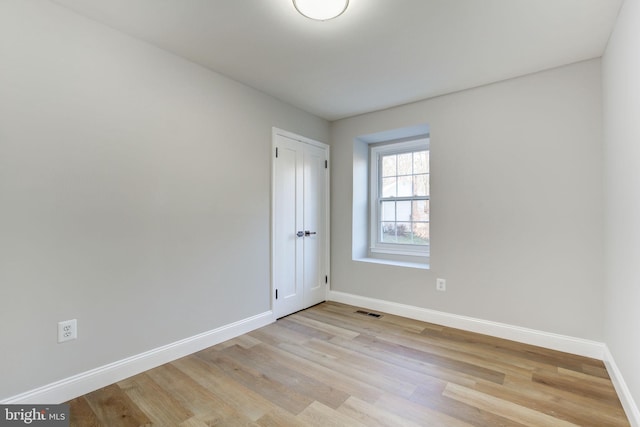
[271,127,330,319]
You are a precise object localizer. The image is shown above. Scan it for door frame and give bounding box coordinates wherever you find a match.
[271,127,330,319]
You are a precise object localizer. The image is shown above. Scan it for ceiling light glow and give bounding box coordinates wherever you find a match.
[293,0,349,21]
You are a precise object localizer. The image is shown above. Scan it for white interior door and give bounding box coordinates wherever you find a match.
[272,129,329,319]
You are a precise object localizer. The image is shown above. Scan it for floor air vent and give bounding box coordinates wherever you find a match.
[355,310,382,318]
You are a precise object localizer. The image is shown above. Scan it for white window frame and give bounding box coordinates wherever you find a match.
[369,138,430,258]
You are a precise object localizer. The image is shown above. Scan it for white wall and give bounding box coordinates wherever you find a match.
[0,0,328,400]
[330,60,604,340]
[603,0,640,411]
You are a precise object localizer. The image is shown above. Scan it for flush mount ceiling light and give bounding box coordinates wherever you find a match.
[293,0,349,21]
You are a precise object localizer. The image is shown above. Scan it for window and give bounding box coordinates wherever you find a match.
[370,138,429,257]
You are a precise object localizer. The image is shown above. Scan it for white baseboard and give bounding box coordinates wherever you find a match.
[1,311,274,404]
[604,346,640,427]
[327,290,605,359]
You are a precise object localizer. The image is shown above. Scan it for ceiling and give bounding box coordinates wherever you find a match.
[51,0,622,121]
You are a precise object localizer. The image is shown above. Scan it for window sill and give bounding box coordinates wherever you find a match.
[354,257,430,270]
[370,247,429,258]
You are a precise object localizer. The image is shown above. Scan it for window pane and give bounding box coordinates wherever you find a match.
[413,174,429,196]
[397,201,411,221]
[381,222,397,243]
[413,150,429,174]
[381,155,396,177]
[397,153,412,175]
[412,200,429,222]
[412,222,429,244]
[396,222,411,242]
[397,176,412,197]
[381,201,395,221]
[381,177,396,197]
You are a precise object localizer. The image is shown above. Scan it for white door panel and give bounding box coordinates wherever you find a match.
[303,145,326,307]
[273,142,303,316]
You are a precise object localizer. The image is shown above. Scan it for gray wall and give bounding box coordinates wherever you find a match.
[603,0,640,410]
[330,60,604,340]
[0,0,328,400]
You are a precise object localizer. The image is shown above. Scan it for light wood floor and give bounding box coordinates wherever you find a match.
[68,302,630,426]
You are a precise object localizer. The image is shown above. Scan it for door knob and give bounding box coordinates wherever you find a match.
[304,231,317,236]
[296,231,304,237]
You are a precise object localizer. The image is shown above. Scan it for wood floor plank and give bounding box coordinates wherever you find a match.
[66,302,630,427]
[82,384,152,427]
[326,334,469,392]
[422,324,605,375]
[144,362,256,426]
[348,333,506,384]
[582,362,610,379]
[347,314,554,378]
[177,417,213,427]
[532,369,622,404]
[272,336,415,398]
[171,355,274,421]
[214,333,262,350]
[296,401,367,427]
[337,396,425,427]
[255,407,309,427]
[443,382,580,427]
[376,392,479,427]
[119,372,193,426]
[409,384,528,427]
[475,374,630,427]
[68,396,101,427]
[303,337,418,397]
[284,312,361,340]
[277,316,335,341]
[301,303,538,380]
[196,349,314,415]
[557,365,619,387]
[247,337,384,404]
[247,321,312,347]
[299,303,398,337]
[216,343,350,410]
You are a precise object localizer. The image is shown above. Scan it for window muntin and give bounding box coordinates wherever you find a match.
[370,139,429,256]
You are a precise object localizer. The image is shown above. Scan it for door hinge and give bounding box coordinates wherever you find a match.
[325,159,328,169]
[275,147,278,158]
[325,275,328,284]
[275,289,278,299]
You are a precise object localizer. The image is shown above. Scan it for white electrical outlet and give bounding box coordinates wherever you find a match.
[58,319,77,343]
[436,278,446,292]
